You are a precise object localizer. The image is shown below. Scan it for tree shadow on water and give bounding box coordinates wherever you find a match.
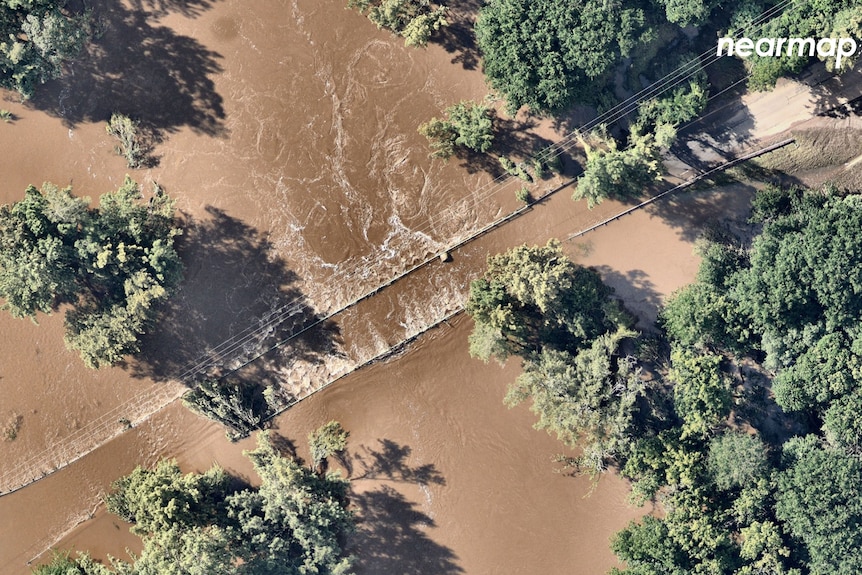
[125,0,220,19]
[433,0,483,71]
[130,206,341,392]
[29,0,225,137]
[351,439,446,486]
[350,485,464,575]
[593,266,664,330]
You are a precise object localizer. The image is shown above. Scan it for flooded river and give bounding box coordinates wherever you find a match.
[0,0,758,572]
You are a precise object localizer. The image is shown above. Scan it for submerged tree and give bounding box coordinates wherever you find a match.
[0,178,183,367]
[309,420,349,471]
[465,240,617,362]
[40,430,355,575]
[507,327,645,476]
[347,0,448,47]
[573,126,673,208]
[418,101,494,159]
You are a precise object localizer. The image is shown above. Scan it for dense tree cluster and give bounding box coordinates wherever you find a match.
[0,178,183,368]
[739,0,861,89]
[613,184,862,574]
[466,241,646,475]
[474,0,654,113]
[467,183,862,573]
[0,0,89,97]
[33,430,355,575]
[664,186,862,443]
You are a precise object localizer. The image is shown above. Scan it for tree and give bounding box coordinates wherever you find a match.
[465,240,616,362]
[0,178,183,367]
[0,183,83,317]
[474,0,651,112]
[183,378,264,441]
[656,0,720,26]
[507,327,645,476]
[104,459,232,536]
[106,113,150,169]
[308,420,349,470]
[611,516,690,575]
[0,1,89,97]
[573,127,671,208]
[347,0,448,48]
[31,553,110,575]
[738,521,799,575]
[737,0,857,90]
[400,6,448,48]
[418,101,494,159]
[43,431,356,575]
[229,431,354,574]
[707,431,770,492]
[669,347,731,440]
[635,80,708,132]
[776,435,862,574]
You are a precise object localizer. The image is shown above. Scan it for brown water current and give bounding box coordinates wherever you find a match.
[0,0,761,572]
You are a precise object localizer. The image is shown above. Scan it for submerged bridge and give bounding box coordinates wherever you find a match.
[0,135,793,501]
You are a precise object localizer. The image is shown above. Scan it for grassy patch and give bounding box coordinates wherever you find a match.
[754,129,862,173]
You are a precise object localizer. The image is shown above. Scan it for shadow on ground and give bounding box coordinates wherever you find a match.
[30,0,225,137]
[126,0,219,19]
[130,206,341,390]
[433,0,482,71]
[453,113,575,178]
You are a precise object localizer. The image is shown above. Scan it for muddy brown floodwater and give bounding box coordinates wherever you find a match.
[0,0,761,572]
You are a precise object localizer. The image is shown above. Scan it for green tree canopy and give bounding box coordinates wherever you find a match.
[45,430,355,575]
[707,431,770,492]
[506,327,645,475]
[474,0,652,112]
[660,187,862,449]
[573,126,672,208]
[0,178,183,367]
[0,0,89,97]
[734,0,859,90]
[776,435,862,574]
[347,0,448,47]
[669,347,731,440]
[309,420,349,469]
[418,101,494,159]
[465,240,617,362]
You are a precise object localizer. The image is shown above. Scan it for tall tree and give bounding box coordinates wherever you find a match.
[418,101,494,159]
[0,0,89,97]
[506,327,645,475]
[465,240,616,362]
[474,0,651,112]
[45,430,355,575]
[776,435,862,574]
[0,178,183,367]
